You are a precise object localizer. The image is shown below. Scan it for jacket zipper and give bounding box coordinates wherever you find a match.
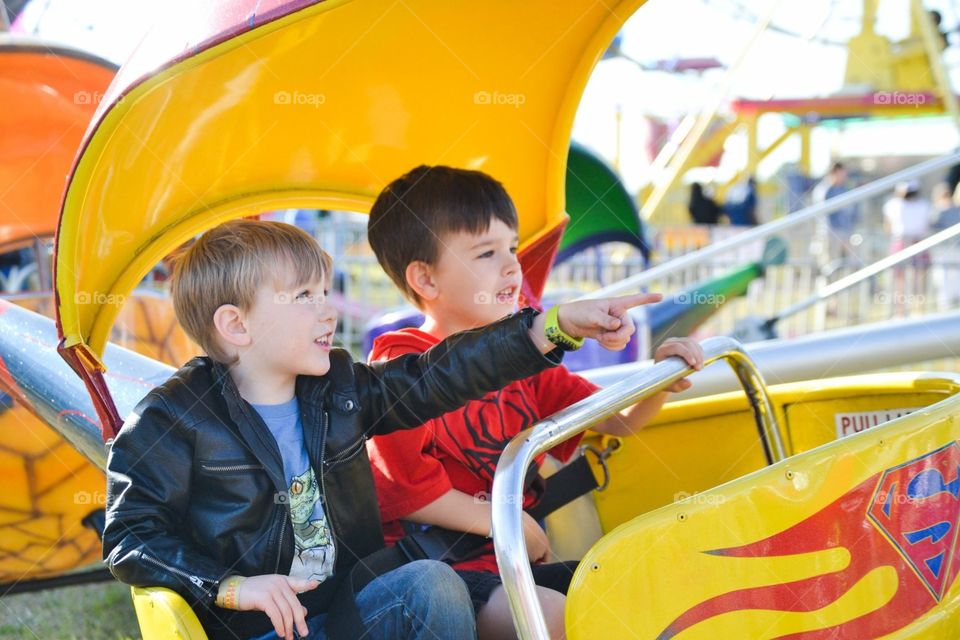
[317,410,338,568]
[323,438,364,467]
[141,552,215,592]
[273,411,292,574]
[200,463,262,472]
[274,510,287,573]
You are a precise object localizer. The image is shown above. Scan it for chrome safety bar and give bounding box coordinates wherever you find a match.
[491,336,780,639]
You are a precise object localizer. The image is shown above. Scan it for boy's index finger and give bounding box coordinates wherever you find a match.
[609,292,662,313]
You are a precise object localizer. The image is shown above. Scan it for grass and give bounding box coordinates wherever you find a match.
[0,580,140,640]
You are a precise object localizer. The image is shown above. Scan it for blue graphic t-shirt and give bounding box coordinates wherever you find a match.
[253,398,335,583]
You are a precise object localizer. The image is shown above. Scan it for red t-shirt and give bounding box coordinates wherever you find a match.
[367,328,599,573]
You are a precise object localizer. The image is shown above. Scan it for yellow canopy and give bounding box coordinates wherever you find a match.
[55,0,645,365]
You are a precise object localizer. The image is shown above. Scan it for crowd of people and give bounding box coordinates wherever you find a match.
[686,161,960,310]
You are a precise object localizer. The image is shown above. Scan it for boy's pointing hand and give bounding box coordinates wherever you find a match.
[560,293,662,351]
[530,293,663,353]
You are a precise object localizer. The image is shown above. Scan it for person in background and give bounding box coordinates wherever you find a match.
[932,182,960,229]
[812,162,860,264]
[722,176,758,226]
[688,182,721,225]
[931,182,960,309]
[883,181,932,253]
[883,181,932,313]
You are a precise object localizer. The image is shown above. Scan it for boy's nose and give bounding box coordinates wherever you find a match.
[504,252,520,274]
[316,299,337,321]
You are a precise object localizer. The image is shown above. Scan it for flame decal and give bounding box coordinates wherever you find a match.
[659,442,960,639]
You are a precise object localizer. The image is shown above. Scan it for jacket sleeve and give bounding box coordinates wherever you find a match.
[355,308,562,437]
[102,393,232,608]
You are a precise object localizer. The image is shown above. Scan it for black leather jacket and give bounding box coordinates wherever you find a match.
[103,310,559,637]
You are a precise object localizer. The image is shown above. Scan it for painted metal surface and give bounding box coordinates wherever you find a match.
[0,299,173,468]
[54,0,648,365]
[587,372,960,533]
[0,299,174,583]
[558,141,650,264]
[567,375,960,639]
[492,336,780,639]
[646,261,760,346]
[131,586,207,640]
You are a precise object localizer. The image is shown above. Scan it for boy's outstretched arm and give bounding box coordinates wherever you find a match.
[528,293,663,354]
[357,295,660,438]
[593,337,705,437]
[357,310,562,437]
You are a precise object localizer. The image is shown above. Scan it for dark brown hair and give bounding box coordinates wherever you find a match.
[367,165,518,304]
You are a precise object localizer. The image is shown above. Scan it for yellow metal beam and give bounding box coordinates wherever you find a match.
[845,0,894,89]
[799,123,811,176]
[912,0,960,132]
[640,1,782,223]
[745,115,759,175]
[717,124,795,201]
[687,119,738,169]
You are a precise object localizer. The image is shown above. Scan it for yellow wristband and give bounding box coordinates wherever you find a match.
[217,575,245,610]
[544,305,584,351]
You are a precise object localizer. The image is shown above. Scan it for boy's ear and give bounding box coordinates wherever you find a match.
[213,304,251,347]
[405,260,438,302]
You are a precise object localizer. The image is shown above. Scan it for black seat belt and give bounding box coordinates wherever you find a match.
[403,443,615,564]
[525,454,602,521]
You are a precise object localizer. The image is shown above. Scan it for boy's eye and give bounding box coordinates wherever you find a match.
[477,250,494,259]
[296,290,310,300]
[510,245,518,254]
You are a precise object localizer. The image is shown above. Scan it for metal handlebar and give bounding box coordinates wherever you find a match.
[491,336,781,639]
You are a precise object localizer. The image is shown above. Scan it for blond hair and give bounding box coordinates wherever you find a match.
[171,219,332,363]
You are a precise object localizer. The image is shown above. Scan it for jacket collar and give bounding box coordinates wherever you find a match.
[205,358,287,493]
[296,373,329,407]
[202,358,332,489]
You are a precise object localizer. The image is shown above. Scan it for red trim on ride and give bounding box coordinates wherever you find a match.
[731,92,941,117]
[57,340,123,441]
[519,221,566,306]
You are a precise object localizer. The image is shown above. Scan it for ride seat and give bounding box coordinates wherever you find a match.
[131,586,208,640]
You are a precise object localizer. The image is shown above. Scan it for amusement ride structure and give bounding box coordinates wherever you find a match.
[1,1,960,638]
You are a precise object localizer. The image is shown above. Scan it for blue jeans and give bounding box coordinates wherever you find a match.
[250,560,476,639]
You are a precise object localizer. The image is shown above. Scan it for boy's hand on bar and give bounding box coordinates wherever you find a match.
[654,337,705,392]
